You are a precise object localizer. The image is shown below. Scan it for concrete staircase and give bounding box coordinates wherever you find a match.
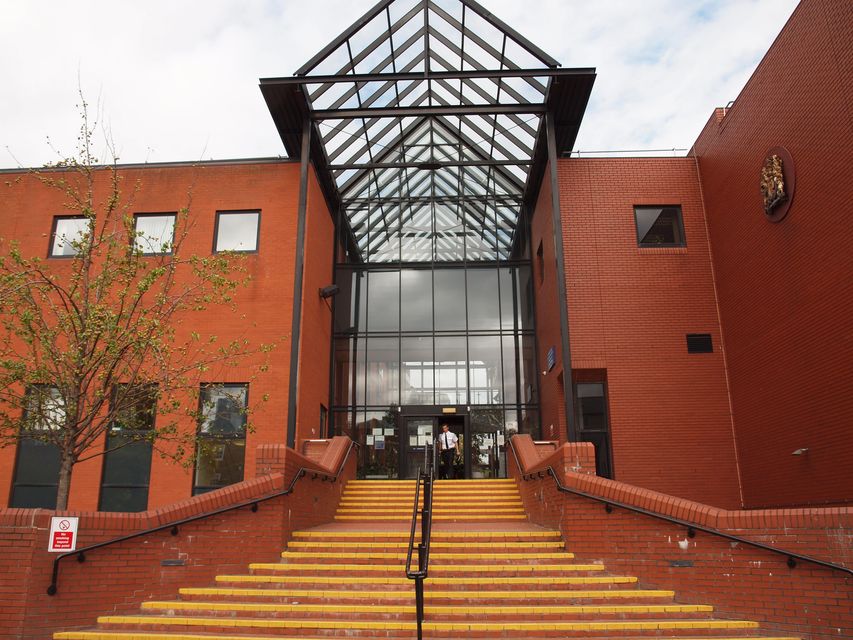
[54,479,799,639]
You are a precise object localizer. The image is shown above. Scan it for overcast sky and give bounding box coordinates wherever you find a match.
[0,0,799,168]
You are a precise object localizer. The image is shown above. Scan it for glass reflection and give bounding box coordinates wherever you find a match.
[468,336,502,404]
[434,270,466,331]
[364,337,399,406]
[467,269,500,331]
[367,272,399,332]
[401,270,433,331]
[435,336,467,404]
[402,336,435,405]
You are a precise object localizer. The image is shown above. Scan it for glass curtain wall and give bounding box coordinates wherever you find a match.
[332,258,539,477]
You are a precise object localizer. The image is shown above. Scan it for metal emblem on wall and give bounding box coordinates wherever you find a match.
[760,146,796,222]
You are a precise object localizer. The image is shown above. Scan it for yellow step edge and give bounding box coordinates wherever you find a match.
[56,635,799,640]
[291,530,557,538]
[249,562,604,572]
[215,574,637,585]
[287,540,565,549]
[179,587,674,599]
[334,515,528,520]
[280,551,575,560]
[424,621,760,631]
[93,617,760,631]
[141,601,713,614]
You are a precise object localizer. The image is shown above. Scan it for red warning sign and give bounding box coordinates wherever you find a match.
[48,517,79,552]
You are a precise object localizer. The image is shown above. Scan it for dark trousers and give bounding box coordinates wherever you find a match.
[440,449,455,479]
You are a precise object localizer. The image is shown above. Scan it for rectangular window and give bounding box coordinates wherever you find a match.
[10,386,63,508]
[49,216,88,257]
[99,384,156,512]
[193,384,248,495]
[634,206,685,247]
[134,213,176,255]
[214,211,260,253]
[686,333,713,353]
[574,381,614,479]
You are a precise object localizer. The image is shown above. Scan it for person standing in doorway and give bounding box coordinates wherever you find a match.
[438,423,459,479]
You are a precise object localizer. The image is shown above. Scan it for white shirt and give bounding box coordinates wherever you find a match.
[439,431,458,450]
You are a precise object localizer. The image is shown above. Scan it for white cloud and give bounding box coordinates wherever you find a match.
[0,0,798,167]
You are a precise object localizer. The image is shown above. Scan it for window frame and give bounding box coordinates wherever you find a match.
[9,385,64,508]
[98,384,157,512]
[48,215,89,259]
[133,212,177,256]
[633,205,686,248]
[213,210,261,254]
[192,383,249,495]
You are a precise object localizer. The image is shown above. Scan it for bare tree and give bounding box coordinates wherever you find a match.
[0,98,275,509]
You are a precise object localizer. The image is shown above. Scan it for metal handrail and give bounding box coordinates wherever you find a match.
[508,437,852,577]
[47,439,359,595]
[405,445,435,640]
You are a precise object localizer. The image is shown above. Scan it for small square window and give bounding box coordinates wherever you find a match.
[134,213,176,255]
[215,211,259,253]
[634,206,685,247]
[50,216,88,257]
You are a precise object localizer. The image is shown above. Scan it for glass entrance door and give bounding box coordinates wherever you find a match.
[401,417,437,479]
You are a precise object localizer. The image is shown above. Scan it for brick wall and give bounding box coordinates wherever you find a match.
[530,165,564,440]
[552,157,741,508]
[295,166,335,444]
[510,436,853,640]
[0,160,300,510]
[692,0,853,508]
[0,439,356,639]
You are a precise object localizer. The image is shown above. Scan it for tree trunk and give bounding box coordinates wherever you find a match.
[55,449,75,511]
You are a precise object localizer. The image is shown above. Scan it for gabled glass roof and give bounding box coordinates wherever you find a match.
[261,0,595,263]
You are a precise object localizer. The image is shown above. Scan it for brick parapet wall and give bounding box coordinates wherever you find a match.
[0,437,356,639]
[509,435,852,639]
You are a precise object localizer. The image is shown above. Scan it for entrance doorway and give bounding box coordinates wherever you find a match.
[400,415,466,480]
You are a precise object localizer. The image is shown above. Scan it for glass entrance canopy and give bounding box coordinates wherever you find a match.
[261,0,595,264]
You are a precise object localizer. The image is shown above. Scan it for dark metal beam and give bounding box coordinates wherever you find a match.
[286,118,313,448]
[545,113,577,442]
[312,103,547,120]
[262,66,594,87]
[329,158,532,170]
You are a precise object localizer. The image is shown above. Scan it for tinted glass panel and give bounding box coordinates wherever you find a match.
[499,268,515,330]
[215,212,259,252]
[199,385,247,435]
[466,269,500,331]
[402,336,434,405]
[13,438,61,485]
[634,206,685,246]
[577,383,607,431]
[134,214,176,254]
[10,485,58,509]
[367,271,399,332]
[435,336,467,404]
[194,439,246,492]
[99,487,149,512]
[359,410,399,478]
[400,270,433,331]
[364,337,399,405]
[433,270,466,331]
[50,217,88,257]
[502,335,518,404]
[334,338,355,406]
[101,437,153,486]
[469,335,503,404]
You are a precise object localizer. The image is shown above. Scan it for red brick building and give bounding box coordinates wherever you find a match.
[0,0,850,513]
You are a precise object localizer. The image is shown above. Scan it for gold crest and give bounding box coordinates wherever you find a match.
[760,154,787,213]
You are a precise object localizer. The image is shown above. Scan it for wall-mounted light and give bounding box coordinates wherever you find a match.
[791,448,809,456]
[319,284,340,298]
